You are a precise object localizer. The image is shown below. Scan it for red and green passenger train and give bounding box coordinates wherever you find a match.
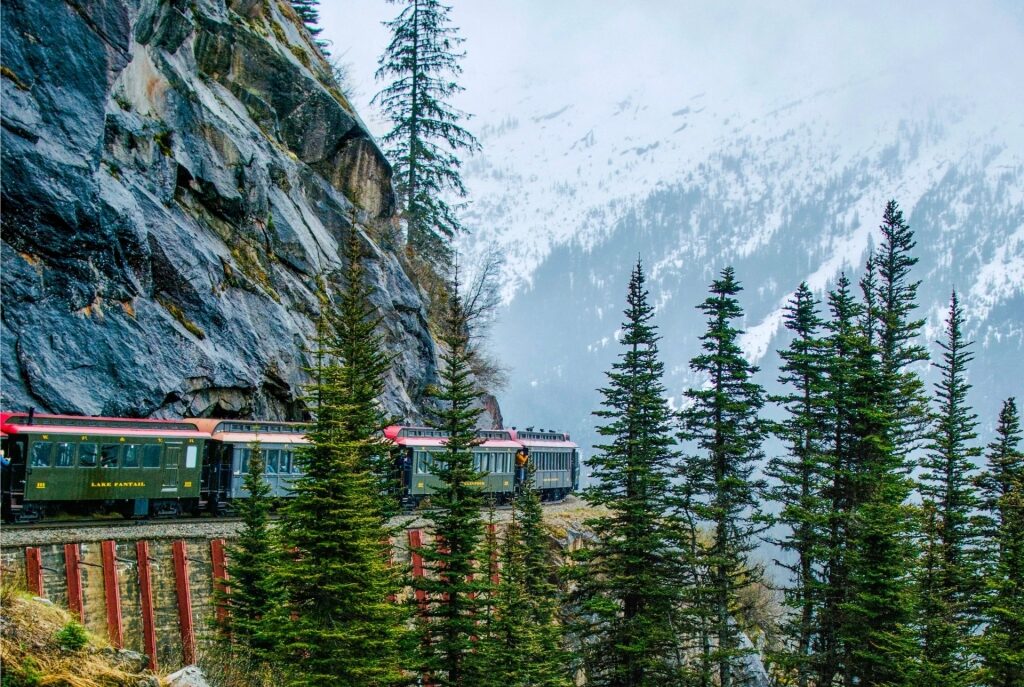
[0,411,579,522]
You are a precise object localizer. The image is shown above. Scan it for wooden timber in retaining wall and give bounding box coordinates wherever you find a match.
[1,538,228,672]
[0,524,526,676]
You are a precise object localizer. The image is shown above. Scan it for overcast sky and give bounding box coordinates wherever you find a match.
[320,1,1024,140]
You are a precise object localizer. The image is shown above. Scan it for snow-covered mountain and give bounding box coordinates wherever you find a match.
[458,70,1024,458]
[319,2,1023,458]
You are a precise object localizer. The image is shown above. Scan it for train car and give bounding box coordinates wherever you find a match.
[193,419,309,513]
[508,427,579,501]
[0,411,207,521]
[386,426,520,506]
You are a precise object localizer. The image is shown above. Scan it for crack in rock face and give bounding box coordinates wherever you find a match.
[1,0,449,423]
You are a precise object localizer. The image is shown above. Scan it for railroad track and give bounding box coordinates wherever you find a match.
[0,497,582,546]
[3,516,245,530]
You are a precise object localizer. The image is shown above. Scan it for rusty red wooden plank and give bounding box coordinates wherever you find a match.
[210,538,229,630]
[100,540,124,648]
[63,543,84,623]
[25,547,44,597]
[172,540,196,666]
[408,528,428,610]
[406,529,434,687]
[136,541,158,672]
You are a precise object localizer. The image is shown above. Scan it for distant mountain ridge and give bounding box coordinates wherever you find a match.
[459,73,1024,456]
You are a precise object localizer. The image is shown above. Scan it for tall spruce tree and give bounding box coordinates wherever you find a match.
[678,266,768,687]
[289,0,326,51]
[975,398,1024,687]
[570,259,683,687]
[764,282,830,687]
[335,233,402,518]
[917,291,981,686]
[274,234,406,687]
[476,467,572,687]
[817,273,863,687]
[374,0,480,265]
[222,439,282,661]
[290,0,320,32]
[411,275,489,687]
[872,200,930,457]
[839,214,921,687]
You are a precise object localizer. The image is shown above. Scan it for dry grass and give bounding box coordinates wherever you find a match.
[0,582,160,687]
[196,645,283,687]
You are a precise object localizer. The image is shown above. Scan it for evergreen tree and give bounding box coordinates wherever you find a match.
[817,273,863,687]
[335,232,402,518]
[570,259,683,687]
[477,469,572,687]
[839,217,921,686]
[411,276,489,687]
[917,291,981,686]
[678,266,768,687]
[222,439,282,661]
[289,0,326,50]
[374,0,480,265]
[976,398,1024,687]
[274,234,407,687]
[872,199,930,458]
[764,283,830,687]
[290,0,320,32]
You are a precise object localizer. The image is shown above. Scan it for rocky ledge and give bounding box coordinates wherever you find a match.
[1,0,441,420]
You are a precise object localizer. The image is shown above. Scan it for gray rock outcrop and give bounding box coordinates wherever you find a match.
[1,0,439,420]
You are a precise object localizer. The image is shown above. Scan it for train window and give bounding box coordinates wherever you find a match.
[280,451,291,474]
[123,445,140,468]
[239,448,251,474]
[101,444,120,468]
[54,443,75,467]
[31,442,52,467]
[142,445,162,468]
[416,451,433,475]
[266,449,279,474]
[78,443,98,467]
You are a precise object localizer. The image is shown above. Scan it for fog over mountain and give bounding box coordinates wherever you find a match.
[323,2,1024,461]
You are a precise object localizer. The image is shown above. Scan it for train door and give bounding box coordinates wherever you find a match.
[163,444,181,491]
[1,436,28,521]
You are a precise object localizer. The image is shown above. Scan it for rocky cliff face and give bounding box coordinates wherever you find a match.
[1,0,440,420]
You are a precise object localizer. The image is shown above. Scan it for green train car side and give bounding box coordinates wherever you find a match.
[1,412,206,521]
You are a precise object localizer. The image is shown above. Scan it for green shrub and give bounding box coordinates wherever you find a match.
[54,621,89,651]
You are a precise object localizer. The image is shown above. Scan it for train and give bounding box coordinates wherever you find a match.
[0,411,580,522]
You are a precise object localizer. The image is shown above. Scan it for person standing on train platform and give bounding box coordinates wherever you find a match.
[515,447,529,489]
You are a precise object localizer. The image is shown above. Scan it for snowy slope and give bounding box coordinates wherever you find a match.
[457,67,1024,456]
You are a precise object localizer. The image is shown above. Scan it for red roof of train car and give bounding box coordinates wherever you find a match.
[0,412,208,439]
[383,425,520,449]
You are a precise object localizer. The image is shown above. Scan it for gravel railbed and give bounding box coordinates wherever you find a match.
[0,496,589,548]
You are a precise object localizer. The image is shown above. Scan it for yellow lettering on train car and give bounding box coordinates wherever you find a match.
[119,437,126,442]
[503,481,510,487]
[417,482,425,489]
[35,482,45,489]
[466,481,484,487]
[41,434,48,440]
[184,481,192,488]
